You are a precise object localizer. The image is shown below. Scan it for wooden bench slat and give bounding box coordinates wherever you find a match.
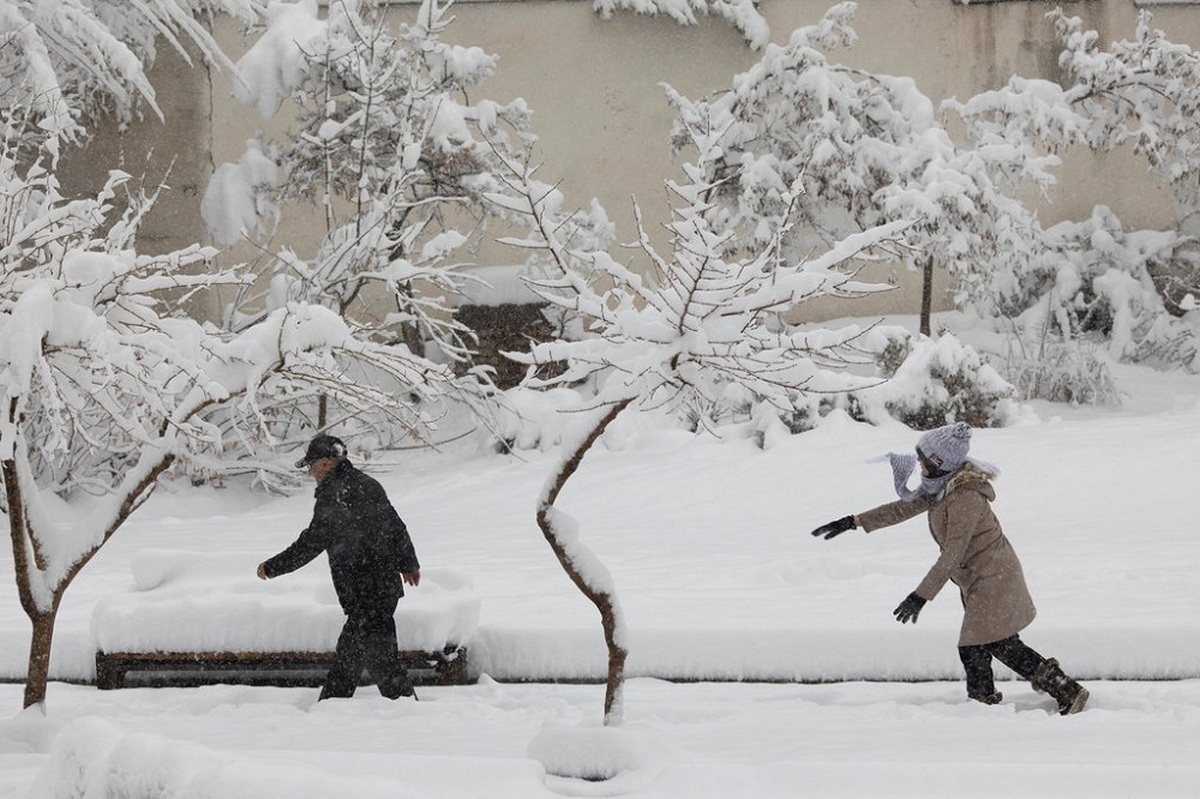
[95,645,468,690]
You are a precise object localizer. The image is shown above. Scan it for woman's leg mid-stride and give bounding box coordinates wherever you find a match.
[986,635,1045,680]
[958,644,1003,704]
[983,635,1089,715]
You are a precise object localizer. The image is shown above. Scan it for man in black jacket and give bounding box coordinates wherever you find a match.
[257,434,422,700]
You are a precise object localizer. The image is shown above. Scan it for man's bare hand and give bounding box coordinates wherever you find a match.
[256,563,267,580]
[403,570,420,587]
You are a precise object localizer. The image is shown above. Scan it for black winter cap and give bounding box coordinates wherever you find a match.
[295,434,347,469]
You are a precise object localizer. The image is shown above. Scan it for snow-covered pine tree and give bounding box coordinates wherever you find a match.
[203,0,533,464]
[489,118,908,725]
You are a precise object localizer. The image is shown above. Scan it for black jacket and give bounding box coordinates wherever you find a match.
[263,460,420,616]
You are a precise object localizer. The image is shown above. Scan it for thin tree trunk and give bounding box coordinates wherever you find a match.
[5,449,176,708]
[920,255,934,338]
[24,609,57,709]
[536,398,633,725]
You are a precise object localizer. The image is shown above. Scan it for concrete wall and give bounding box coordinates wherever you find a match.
[61,0,1200,322]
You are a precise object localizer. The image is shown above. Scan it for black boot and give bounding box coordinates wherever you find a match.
[1031,658,1089,715]
[969,691,1003,705]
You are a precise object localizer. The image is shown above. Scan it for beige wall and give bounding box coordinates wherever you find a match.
[63,0,1200,322]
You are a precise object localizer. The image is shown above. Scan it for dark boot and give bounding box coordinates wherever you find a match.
[1031,658,1089,715]
[969,691,1003,705]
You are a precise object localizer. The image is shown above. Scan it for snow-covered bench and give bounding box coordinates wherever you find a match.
[91,549,479,690]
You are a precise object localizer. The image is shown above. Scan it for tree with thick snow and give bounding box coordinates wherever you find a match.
[0,0,506,709]
[945,9,1200,374]
[1,127,485,708]
[0,0,268,712]
[490,120,908,723]
[203,0,534,464]
[0,0,260,156]
[662,2,1044,338]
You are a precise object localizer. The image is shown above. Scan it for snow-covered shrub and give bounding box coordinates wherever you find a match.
[492,387,586,453]
[852,333,1017,430]
[988,208,1200,375]
[1000,337,1121,407]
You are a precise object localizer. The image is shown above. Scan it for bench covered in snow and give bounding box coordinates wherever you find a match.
[91,549,479,690]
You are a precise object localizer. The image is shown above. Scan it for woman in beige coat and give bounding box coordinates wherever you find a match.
[811,422,1089,715]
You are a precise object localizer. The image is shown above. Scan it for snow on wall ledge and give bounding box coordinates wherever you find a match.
[471,625,1200,684]
[82,549,1199,684]
[90,549,480,655]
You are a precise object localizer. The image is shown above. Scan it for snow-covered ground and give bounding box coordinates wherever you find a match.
[1,352,1199,797]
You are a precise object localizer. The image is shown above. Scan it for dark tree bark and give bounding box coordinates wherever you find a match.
[534,398,634,725]
[921,255,934,338]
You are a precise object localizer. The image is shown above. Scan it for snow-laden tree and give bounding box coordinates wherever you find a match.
[0,0,260,156]
[0,135,240,709]
[661,2,1044,337]
[593,0,769,50]
[0,0,270,711]
[2,0,497,706]
[1,124,479,708]
[489,132,908,724]
[203,0,533,466]
[945,9,1200,373]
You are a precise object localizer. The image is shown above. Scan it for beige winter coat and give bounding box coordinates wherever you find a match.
[857,464,1037,647]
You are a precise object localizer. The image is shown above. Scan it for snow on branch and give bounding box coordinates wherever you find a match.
[0,0,261,151]
[594,0,770,50]
[495,143,904,420]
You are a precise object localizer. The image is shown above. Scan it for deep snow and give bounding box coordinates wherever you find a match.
[1,348,1198,796]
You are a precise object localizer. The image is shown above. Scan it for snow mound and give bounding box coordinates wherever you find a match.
[91,549,479,654]
[30,716,417,799]
[528,721,668,791]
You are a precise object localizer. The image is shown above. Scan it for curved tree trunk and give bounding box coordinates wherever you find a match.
[535,398,633,725]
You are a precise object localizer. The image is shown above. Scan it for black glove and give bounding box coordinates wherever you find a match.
[810,515,856,540]
[893,592,927,624]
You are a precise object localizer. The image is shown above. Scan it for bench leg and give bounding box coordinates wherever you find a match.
[436,647,468,685]
[95,655,125,690]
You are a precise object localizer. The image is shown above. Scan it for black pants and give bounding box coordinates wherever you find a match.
[958,635,1046,698]
[319,610,415,700]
